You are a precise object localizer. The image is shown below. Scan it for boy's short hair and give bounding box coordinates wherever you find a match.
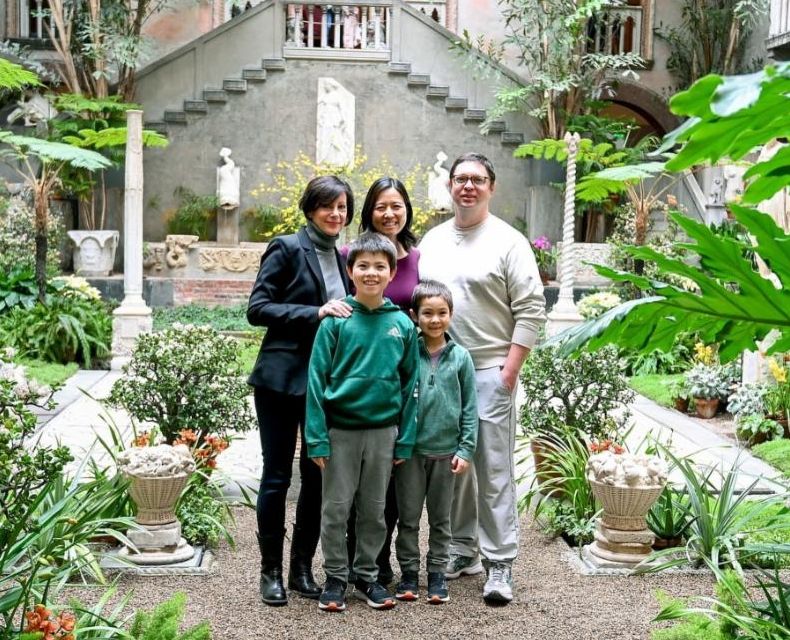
[346,231,398,271]
[411,279,454,313]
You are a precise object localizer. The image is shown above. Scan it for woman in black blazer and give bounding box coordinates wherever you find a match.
[247,175,354,606]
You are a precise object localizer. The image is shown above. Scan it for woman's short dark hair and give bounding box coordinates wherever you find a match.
[359,177,417,251]
[299,175,354,226]
[449,152,496,185]
[411,279,453,313]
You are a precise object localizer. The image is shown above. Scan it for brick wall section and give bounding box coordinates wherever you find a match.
[173,278,254,306]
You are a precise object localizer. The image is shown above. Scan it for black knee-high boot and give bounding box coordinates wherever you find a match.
[258,532,287,606]
[288,525,321,599]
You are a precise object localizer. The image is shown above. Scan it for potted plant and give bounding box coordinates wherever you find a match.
[107,324,255,446]
[685,363,729,418]
[735,414,783,447]
[670,378,691,413]
[531,235,557,284]
[520,344,634,482]
[54,94,168,276]
[765,357,790,437]
[646,485,693,550]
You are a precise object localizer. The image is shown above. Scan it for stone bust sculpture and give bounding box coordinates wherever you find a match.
[217,147,241,210]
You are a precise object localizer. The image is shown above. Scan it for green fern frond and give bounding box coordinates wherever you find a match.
[0,57,41,91]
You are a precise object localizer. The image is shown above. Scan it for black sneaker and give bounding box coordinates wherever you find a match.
[395,571,419,601]
[427,571,449,604]
[353,579,396,609]
[318,577,347,612]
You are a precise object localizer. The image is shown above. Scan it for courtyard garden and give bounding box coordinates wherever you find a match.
[2,17,790,640]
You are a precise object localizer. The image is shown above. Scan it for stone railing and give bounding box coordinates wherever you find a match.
[587,4,642,56]
[283,1,393,59]
[768,0,790,49]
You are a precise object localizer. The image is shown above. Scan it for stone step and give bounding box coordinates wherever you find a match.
[501,131,525,145]
[262,58,286,71]
[444,96,468,110]
[183,99,209,113]
[388,61,412,74]
[406,73,431,86]
[463,108,486,122]
[242,67,267,81]
[426,85,450,98]
[144,121,169,135]
[486,120,507,133]
[203,88,229,103]
[223,78,247,92]
[163,110,187,124]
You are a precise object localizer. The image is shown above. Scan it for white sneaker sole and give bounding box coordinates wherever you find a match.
[483,587,513,603]
[445,560,484,580]
[353,590,396,609]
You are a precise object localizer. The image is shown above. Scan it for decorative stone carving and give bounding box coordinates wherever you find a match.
[198,247,264,273]
[143,244,166,272]
[118,444,196,478]
[583,452,667,569]
[316,77,355,167]
[67,230,119,277]
[7,92,57,127]
[427,151,452,212]
[216,147,240,210]
[165,235,199,269]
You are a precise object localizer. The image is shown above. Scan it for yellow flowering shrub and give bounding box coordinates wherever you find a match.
[249,148,439,238]
[693,342,718,367]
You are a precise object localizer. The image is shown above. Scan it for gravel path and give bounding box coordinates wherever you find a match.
[67,507,717,640]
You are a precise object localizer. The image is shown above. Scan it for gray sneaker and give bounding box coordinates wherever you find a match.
[445,554,484,579]
[482,562,513,603]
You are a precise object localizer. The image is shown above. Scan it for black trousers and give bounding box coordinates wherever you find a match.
[254,387,322,565]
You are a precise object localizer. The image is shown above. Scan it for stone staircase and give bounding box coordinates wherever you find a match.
[144,59,526,147]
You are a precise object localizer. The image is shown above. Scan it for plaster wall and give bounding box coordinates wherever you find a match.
[140,57,562,246]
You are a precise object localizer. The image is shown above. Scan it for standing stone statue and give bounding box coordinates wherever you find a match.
[316,77,355,167]
[427,151,452,211]
[217,147,241,210]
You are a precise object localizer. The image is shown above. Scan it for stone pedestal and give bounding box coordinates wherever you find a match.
[119,521,195,566]
[583,520,655,569]
[217,208,239,245]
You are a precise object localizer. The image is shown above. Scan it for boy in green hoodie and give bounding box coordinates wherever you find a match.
[305,232,418,613]
[394,280,477,605]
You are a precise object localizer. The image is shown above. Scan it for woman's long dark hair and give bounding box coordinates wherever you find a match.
[359,177,417,251]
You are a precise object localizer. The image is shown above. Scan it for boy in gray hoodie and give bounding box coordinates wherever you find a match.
[394,280,478,604]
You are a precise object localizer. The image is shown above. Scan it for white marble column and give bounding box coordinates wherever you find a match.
[547,131,584,336]
[111,109,152,370]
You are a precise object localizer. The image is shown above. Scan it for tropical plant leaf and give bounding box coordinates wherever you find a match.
[661,62,790,201]
[63,127,168,150]
[575,161,668,203]
[545,208,790,362]
[0,57,41,91]
[54,93,141,114]
[0,134,112,170]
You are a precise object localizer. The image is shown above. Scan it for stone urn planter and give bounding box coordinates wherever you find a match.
[673,396,690,413]
[694,397,719,419]
[67,230,119,276]
[583,451,668,569]
[117,444,196,565]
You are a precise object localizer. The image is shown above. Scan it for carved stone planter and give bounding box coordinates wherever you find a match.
[68,230,119,276]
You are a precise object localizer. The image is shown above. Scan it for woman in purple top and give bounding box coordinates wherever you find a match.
[344,176,419,585]
[342,177,420,312]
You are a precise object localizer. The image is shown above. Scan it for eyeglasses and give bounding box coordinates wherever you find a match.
[451,175,490,186]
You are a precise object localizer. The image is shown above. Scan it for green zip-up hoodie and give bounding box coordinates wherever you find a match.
[305,296,419,460]
[415,334,478,461]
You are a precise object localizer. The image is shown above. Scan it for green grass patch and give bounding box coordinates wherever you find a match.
[738,501,790,569]
[19,359,78,387]
[238,339,259,374]
[629,374,684,408]
[751,439,790,479]
[153,303,261,334]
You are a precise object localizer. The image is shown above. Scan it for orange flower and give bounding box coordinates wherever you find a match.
[58,612,76,632]
[174,429,199,446]
[133,431,151,447]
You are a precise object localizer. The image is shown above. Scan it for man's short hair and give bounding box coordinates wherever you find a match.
[411,279,454,313]
[449,152,496,185]
[346,231,398,271]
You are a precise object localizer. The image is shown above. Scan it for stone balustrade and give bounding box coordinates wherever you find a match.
[769,0,790,48]
[284,2,392,51]
[587,4,642,56]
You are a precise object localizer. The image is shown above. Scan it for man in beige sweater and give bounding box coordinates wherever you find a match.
[419,152,546,604]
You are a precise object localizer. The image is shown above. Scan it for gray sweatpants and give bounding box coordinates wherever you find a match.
[449,366,519,564]
[320,426,397,583]
[394,454,455,574]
